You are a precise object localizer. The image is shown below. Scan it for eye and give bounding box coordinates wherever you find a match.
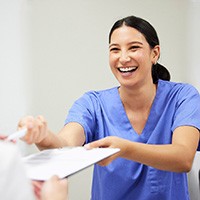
[129,45,140,51]
[109,47,120,52]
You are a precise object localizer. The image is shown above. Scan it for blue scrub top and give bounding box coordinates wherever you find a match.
[65,80,200,200]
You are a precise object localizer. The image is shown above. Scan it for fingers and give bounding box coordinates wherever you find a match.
[0,135,16,143]
[48,175,68,188]
[84,136,124,166]
[0,135,8,140]
[19,116,35,144]
[33,115,48,143]
[84,137,111,149]
[18,115,34,130]
[48,175,59,182]
[18,115,48,144]
[84,136,119,166]
[40,175,68,200]
[32,180,44,200]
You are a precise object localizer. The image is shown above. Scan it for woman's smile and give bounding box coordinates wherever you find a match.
[118,66,138,73]
[117,66,138,78]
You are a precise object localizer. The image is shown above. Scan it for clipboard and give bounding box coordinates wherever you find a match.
[22,147,120,181]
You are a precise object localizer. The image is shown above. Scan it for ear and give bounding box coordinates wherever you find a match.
[151,45,160,64]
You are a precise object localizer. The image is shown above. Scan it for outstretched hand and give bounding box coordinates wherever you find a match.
[85,136,129,166]
[18,115,48,145]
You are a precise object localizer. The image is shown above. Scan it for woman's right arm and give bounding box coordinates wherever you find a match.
[18,115,85,150]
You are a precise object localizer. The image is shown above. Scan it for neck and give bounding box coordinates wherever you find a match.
[119,83,157,112]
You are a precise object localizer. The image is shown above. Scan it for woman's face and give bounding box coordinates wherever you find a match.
[109,25,159,89]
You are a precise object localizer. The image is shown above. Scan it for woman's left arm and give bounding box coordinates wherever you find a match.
[85,126,199,172]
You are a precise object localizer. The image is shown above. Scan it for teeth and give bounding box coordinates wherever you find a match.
[119,67,136,72]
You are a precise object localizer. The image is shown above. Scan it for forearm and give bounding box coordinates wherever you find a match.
[36,130,65,150]
[36,123,86,150]
[122,126,199,172]
[124,141,194,172]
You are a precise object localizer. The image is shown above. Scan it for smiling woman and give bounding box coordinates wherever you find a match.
[109,16,170,85]
[18,15,200,200]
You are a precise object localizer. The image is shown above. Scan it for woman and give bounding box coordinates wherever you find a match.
[18,16,200,200]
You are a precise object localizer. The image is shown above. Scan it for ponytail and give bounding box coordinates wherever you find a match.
[152,63,171,84]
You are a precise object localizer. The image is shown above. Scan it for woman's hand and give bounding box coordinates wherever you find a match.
[40,176,68,200]
[32,176,68,200]
[18,115,48,145]
[85,136,129,166]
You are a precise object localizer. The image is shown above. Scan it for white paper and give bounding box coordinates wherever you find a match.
[22,147,120,181]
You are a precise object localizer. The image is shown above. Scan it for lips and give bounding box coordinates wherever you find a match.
[118,67,137,73]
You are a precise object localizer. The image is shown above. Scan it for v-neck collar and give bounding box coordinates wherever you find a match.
[114,81,161,139]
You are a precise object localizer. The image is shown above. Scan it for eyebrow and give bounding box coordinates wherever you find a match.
[109,41,143,48]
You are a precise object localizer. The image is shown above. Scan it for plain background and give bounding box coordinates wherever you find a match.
[0,0,200,199]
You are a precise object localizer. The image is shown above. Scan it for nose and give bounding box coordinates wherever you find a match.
[119,51,131,64]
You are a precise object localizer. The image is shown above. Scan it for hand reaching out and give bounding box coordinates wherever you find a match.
[18,115,48,145]
[85,136,129,166]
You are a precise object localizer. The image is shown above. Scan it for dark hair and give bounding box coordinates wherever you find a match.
[109,16,170,83]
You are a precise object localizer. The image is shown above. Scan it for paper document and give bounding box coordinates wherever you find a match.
[22,147,120,181]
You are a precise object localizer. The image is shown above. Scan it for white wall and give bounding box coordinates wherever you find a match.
[185,0,200,90]
[0,0,37,154]
[0,0,30,134]
[1,0,199,199]
[186,2,200,200]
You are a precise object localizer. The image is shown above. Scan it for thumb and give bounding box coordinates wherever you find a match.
[84,138,110,149]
